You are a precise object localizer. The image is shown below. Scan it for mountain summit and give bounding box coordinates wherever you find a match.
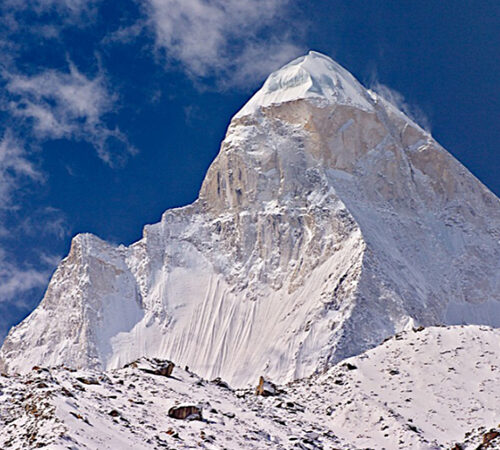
[1,52,499,387]
[235,51,373,118]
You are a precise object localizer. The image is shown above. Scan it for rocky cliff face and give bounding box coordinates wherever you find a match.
[1,51,499,387]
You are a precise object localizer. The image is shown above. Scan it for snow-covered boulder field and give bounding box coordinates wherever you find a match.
[1,325,498,449]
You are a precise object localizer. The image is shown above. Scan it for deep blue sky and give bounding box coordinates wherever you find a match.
[0,0,498,339]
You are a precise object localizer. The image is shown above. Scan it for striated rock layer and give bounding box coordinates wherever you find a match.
[1,52,499,387]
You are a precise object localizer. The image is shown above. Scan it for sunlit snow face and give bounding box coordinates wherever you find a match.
[265,65,311,92]
[263,53,339,95]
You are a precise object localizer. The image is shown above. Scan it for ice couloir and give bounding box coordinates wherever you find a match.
[1,52,499,388]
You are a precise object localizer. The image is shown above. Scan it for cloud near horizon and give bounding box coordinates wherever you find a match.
[0,250,51,306]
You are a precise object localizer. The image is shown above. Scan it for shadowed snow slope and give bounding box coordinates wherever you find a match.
[1,51,499,388]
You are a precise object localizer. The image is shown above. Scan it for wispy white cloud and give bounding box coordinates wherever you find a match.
[227,40,303,89]
[18,207,70,241]
[0,129,70,320]
[370,81,431,132]
[0,249,51,306]
[0,133,58,319]
[142,0,304,88]
[4,62,136,166]
[3,0,100,18]
[0,0,101,46]
[0,1,133,338]
[0,244,62,343]
[104,19,146,45]
[0,131,42,212]
[39,252,63,268]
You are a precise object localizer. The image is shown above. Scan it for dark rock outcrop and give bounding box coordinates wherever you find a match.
[168,405,202,421]
[125,358,175,377]
[255,376,278,396]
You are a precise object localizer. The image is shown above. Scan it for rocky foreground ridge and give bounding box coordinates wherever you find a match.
[1,51,499,388]
[1,326,499,449]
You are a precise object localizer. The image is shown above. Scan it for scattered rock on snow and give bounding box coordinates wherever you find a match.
[69,411,91,424]
[275,400,305,413]
[60,387,74,397]
[454,426,500,449]
[166,428,179,438]
[145,360,174,377]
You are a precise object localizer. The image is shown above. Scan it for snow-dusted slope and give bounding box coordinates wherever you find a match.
[1,51,499,388]
[1,326,498,449]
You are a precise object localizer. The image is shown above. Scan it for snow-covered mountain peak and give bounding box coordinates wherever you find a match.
[235,50,373,118]
[1,51,499,390]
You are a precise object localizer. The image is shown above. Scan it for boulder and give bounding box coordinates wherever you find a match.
[76,376,100,385]
[342,362,357,371]
[124,358,175,377]
[211,377,231,389]
[168,404,202,421]
[255,376,278,396]
[483,430,500,445]
[146,359,175,377]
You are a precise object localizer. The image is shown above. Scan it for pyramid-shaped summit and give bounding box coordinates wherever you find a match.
[235,51,374,118]
[1,52,499,387]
